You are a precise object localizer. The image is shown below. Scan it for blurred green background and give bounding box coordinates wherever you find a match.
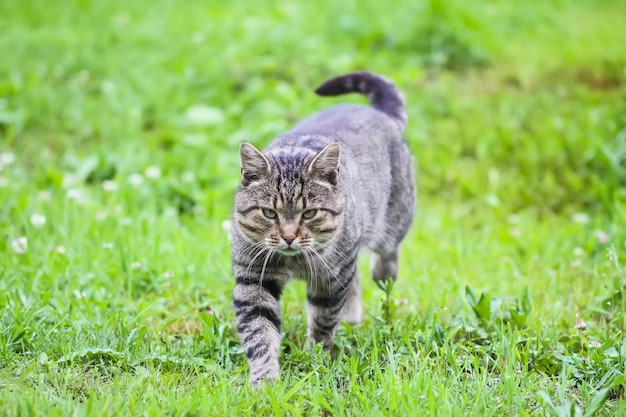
[1,0,625,415]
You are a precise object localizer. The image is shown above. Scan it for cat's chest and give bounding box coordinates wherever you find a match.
[274,254,330,280]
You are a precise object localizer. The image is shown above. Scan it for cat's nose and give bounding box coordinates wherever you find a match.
[282,235,296,245]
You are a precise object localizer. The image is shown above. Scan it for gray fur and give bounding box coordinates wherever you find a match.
[231,71,416,386]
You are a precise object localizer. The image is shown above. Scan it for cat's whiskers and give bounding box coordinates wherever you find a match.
[259,247,276,289]
[301,249,317,290]
[320,240,351,263]
[244,244,270,278]
[303,248,325,290]
[302,239,328,289]
[307,246,345,289]
[238,241,266,260]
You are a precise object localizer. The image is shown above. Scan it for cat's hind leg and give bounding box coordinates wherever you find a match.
[371,249,399,281]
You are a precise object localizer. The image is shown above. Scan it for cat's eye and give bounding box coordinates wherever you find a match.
[262,208,277,219]
[302,209,317,219]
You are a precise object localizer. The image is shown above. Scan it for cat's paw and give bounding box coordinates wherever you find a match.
[249,369,279,388]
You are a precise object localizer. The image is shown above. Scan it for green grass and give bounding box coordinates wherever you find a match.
[1,0,626,415]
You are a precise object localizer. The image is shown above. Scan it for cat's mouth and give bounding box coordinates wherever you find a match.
[278,248,301,256]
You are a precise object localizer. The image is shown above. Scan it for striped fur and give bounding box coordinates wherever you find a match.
[231,72,416,386]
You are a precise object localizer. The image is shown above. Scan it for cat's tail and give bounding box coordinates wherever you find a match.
[314,71,407,129]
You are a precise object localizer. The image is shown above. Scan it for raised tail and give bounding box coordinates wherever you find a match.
[314,71,407,129]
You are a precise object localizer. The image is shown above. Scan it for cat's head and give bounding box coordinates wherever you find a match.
[234,142,345,256]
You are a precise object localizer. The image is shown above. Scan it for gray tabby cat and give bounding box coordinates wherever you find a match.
[231,71,416,385]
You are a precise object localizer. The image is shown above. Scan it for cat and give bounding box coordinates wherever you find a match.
[231,71,416,386]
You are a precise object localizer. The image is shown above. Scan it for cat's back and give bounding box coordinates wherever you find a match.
[294,104,401,145]
[265,104,403,161]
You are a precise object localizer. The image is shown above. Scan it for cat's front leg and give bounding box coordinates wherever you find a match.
[233,278,283,386]
[306,260,356,349]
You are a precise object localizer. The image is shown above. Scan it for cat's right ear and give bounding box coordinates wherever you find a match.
[307,142,340,186]
[239,142,271,186]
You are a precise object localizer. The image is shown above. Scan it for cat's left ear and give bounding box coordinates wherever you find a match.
[307,142,340,186]
[240,142,272,186]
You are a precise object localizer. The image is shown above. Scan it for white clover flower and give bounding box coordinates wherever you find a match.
[66,188,83,201]
[508,228,521,238]
[181,172,196,183]
[38,190,52,202]
[95,211,108,221]
[102,242,114,250]
[101,80,116,95]
[191,32,205,44]
[131,261,142,270]
[102,180,118,192]
[485,194,500,207]
[128,173,144,186]
[30,213,46,228]
[11,236,28,254]
[507,214,520,224]
[62,173,77,188]
[570,260,582,268]
[55,245,67,255]
[73,289,87,299]
[595,230,610,244]
[164,206,178,217]
[145,166,162,180]
[163,270,175,279]
[572,212,589,224]
[0,152,15,168]
[184,105,224,126]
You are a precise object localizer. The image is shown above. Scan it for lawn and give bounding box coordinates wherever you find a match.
[1,0,625,415]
